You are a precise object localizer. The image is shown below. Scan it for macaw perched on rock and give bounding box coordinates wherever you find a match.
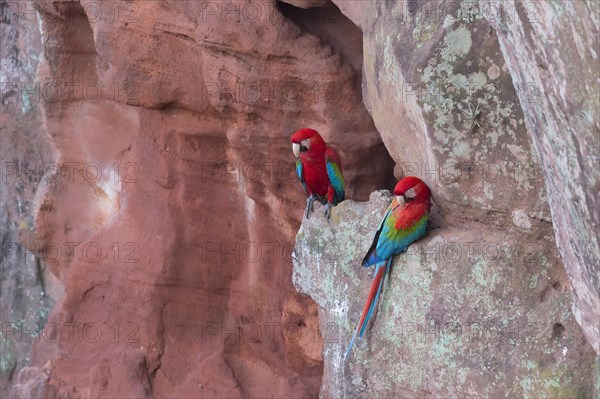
[291,128,345,220]
[346,176,432,357]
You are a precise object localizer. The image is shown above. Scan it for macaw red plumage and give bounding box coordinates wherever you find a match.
[346,176,432,357]
[291,128,345,219]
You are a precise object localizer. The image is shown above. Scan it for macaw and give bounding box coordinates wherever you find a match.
[291,128,345,220]
[346,176,432,357]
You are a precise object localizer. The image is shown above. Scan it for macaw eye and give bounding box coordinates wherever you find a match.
[298,139,310,152]
[405,187,417,199]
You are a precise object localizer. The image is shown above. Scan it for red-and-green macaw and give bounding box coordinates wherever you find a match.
[346,176,432,357]
[291,128,345,220]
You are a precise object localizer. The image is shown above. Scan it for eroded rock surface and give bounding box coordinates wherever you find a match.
[329,0,599,354]
[0,3,59,398]
[289,0,600,396]
[481,0,600,355]
[293,192,599,398]
[7,0,394,397]
[4,0,599,396]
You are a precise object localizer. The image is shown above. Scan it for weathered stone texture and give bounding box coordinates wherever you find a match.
[6,0,393,397]
[481,0,600,355]
[294,192,599,398]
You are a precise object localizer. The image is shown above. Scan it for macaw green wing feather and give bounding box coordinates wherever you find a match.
[325,148,345,204]
[362,199,429,267]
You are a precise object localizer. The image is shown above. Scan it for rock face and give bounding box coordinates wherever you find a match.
[481,0,600,355]
[5,0,394,397]
[293,192,598,397]
[291,0,599,396]
[0,3,59,398]
[349,0,550,227]
[4,0,599,396]
[331,0,599,353]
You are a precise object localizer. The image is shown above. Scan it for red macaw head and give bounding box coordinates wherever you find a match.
[290,128,326,158]
[394,176,431,205]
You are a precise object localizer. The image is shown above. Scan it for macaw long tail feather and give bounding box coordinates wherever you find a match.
[345,258,392,358]
[359,263,387,338]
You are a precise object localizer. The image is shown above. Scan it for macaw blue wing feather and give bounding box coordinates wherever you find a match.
[325,148,345,204]
[363,200,429,267]
[296,159,308,195]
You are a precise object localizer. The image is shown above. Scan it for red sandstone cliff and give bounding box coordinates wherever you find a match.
[4,0,393,397]
[2,1,599,398]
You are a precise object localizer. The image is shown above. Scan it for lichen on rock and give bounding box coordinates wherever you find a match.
[293,191,599,397]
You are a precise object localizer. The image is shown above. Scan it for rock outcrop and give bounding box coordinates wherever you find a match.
[293,192,598,397]
[292,0,599,396]
[329,0,599,353]
[3,0,599,397]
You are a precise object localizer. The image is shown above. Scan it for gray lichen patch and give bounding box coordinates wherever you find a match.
[441,25,472,62]
[365,0,551,229]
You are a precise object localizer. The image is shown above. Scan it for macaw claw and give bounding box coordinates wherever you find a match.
[305,195,316,219]
[324,203,332,221]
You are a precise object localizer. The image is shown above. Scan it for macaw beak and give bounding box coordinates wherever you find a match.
[292,143,301,158]
[395,195,405,207]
